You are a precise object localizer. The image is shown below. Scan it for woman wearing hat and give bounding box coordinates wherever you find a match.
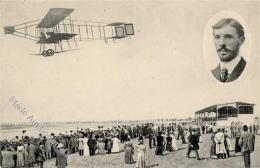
[111,134,120,153]
[136,140,146,168]
[124,141,134,164]
[16,141,25,167]
[97,138,106,155]
[83,134,90,157]
[166,133,173,152]
[27,140,37,167]
[35,141,46,168]
[170,132,178,151]
[23,141,29,166]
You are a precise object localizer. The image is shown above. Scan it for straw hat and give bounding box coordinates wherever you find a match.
[57,143,64,148]
[138,140,144,144]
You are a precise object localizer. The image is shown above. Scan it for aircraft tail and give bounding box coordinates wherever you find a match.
[4,26,15,34]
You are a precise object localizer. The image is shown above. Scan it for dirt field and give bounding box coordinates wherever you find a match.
[41,134,260,168]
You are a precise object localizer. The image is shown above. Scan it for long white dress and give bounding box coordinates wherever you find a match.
[170,134,178,151]
[83,137,90,156]
[136,144,146,168]
[17,145,25,167]
[111,137,120,153]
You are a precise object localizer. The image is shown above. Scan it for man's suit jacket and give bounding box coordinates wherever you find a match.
[157,135,164,146]
[211,57,246,83]
[239,132,255,153]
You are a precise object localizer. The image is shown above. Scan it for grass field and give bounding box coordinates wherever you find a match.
[41,134,259,168]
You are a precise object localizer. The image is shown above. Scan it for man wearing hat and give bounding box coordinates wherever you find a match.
[239,125,255,168]
[155,132,164,155]
[106,136,112,154]
[224,129,232,158]
[214,128,226,159]
[87,135,97,156]
[187,129,200,160]
[55,143,68,168]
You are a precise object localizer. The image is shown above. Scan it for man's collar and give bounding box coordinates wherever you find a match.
[220,56,242,74]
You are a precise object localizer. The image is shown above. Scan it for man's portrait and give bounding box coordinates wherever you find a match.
[211,18,247,83]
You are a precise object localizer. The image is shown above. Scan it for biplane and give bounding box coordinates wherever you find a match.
[3,8,134,57]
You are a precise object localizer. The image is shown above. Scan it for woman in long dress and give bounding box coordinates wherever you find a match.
[165,134,173,152]
[35,142,46,168]
[83,135,90,156]
[124,141,134,164]
[27,141,36,167]
[111,136,120,153]
[16,142,25,167]
[97,138,106,155]
[23,142,29,166]
[170,133,178,151]
[136,140,146,168]
[78,136,84,156]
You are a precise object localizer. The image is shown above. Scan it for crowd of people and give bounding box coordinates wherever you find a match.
[0,121,259,168]
[207,122,257,168]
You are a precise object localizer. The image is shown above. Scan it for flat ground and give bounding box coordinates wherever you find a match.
[41,134,260,168]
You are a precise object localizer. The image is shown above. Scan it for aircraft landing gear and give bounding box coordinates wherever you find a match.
[42,49,54,57]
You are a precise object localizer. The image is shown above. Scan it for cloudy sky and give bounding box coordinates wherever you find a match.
[1,0,260,122]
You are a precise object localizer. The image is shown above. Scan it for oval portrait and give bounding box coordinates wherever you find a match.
[203,11,251,83]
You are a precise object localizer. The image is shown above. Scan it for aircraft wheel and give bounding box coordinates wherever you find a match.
[47,49,54,56]
[42,51,48,57]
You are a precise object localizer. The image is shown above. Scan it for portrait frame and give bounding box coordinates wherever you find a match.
[203,10,252,84]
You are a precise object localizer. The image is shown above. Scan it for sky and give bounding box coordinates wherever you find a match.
[0,0,260,122]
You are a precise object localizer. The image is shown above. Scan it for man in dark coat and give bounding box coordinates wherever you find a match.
[239,125,255,168]
[155,132,164,155]
[87,135,97,156]
[201,124,206,134]
[211,57,246,83]
[187,129,200,160]
[69,136,77,154]
[55,143,68,168]
[211,18,246,83]
[148,133,154,149]
[167,124,172,134]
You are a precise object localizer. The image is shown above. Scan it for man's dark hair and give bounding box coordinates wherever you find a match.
[213,18,244,38]
[243,125,248,132]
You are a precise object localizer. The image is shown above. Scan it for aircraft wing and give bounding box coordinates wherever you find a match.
[39,33,77,43]
[37,8,74,28]
[106,22,126,26]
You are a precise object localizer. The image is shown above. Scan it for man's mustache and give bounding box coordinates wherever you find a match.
[217,46,231,52]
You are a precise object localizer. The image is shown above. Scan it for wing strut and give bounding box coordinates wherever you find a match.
[67,40,71,49]
[74,38,78,48]
[85,22,89,39]
[78,25,81,41]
